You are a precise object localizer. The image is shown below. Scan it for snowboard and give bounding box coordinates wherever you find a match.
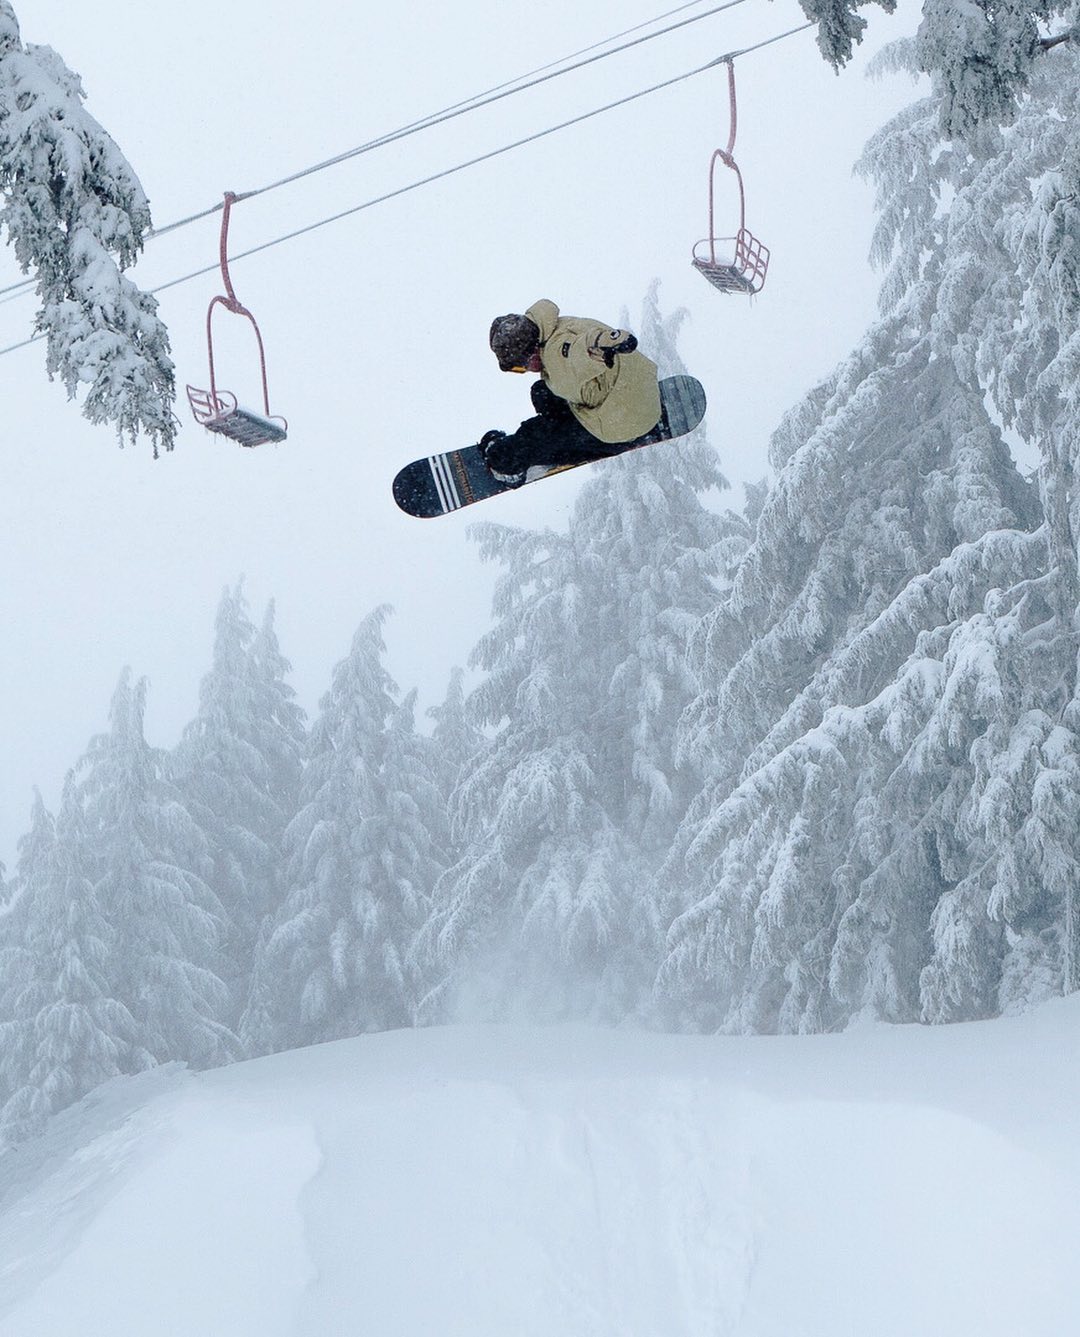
[392,374,706,519]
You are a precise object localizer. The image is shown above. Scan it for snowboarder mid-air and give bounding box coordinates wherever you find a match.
[482,299,662,485]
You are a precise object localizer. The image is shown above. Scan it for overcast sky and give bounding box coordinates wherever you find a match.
[0,0,924,867]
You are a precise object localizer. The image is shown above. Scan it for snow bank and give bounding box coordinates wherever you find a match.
[1,1001,1078,1337]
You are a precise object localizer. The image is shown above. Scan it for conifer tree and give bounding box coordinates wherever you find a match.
[236,598,308,1051]
[661,39,1075,1032]
[0,788,148,1145]
[868,36,1080,1016]
[797,0,1079,136]
[253,608,443,1050]
[409,668,486,1020]
[662,314,1038,1030]
[0,3,175,451]
[69,670,237,1066]
[383,687,452,1006]
[830,36,1080,1019]
[0,793,50,1120]
[427,667,484,818]
[172,585,305,1032]
[422,517,637,1023]
[251,599,307,808]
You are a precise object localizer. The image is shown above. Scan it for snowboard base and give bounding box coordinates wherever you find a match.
[393,375,706,519]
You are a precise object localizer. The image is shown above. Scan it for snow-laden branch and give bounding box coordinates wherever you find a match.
[0,3,175,452]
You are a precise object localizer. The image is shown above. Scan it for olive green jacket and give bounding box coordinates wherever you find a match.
[525,299,661,444]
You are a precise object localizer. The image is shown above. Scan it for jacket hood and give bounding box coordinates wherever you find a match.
[525,299,560,343]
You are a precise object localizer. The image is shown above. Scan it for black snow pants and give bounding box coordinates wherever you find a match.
[483,381,642,473]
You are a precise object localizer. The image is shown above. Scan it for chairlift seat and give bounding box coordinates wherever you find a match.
[692,228,770,295]
[187,385,287,447]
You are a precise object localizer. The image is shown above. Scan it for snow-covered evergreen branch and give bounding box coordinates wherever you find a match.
[0,3,175,451]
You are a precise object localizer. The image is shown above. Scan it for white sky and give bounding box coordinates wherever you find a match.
[0,0,924,866]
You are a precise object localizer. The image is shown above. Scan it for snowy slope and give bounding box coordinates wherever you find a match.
[1,1003,1078,1337]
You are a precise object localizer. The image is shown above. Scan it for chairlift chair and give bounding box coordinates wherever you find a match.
[186,192,288,447]
[691,59,770,296]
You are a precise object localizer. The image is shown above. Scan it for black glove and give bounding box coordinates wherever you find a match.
[589,329,638,368]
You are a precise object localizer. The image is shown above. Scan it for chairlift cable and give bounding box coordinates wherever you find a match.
[292,0,730,159]
[148,20,812,294]
[0,0,752,310]
[232,0,754,204]
[0,19,814,360]
[411,0,722,109]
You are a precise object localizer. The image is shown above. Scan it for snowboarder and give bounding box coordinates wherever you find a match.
[481,299,662,485]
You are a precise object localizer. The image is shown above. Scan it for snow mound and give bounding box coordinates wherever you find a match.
[1,1004,1079,1337]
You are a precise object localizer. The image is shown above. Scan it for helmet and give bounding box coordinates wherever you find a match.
[489,314,540,372]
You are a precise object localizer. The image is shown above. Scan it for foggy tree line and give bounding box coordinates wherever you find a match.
[0,289,738,1145]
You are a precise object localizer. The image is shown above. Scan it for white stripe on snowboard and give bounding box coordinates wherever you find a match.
[429,453,462,512]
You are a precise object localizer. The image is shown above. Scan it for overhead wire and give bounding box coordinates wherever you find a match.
[261,0,732,178]
[152,23,813,294]
[0,0,749,308]
[395,0,726,111]
[229,0,754,205]
[0,17,814,359]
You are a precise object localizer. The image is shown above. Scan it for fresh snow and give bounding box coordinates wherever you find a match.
[1,1001,1078,1336]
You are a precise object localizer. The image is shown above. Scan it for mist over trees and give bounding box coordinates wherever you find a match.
[5,22,1080,1147]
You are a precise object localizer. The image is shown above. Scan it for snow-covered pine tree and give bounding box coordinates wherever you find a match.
[0,792,49,1119]
[237,597,308,1052]
[665,354,1040,1030]
[408,667,487,1020]
[68,669,238,1066]
[798,0,897,70]
[790,36,1080,1020]
[421,519,648,1024]
[171,584,306,1034]
[383,687,453,1011]
[421,288,744,1025]
[0,3,175,451]
[0,787,148,1146]
[661,35,1080,1032]
[426,666,485,821]
[797,0,1079,136]
[252,608,443,1050]
[862,34,1080,1017]
[914,0,1079,137]
[250,599,307,809]
[662,199,1040,1030]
